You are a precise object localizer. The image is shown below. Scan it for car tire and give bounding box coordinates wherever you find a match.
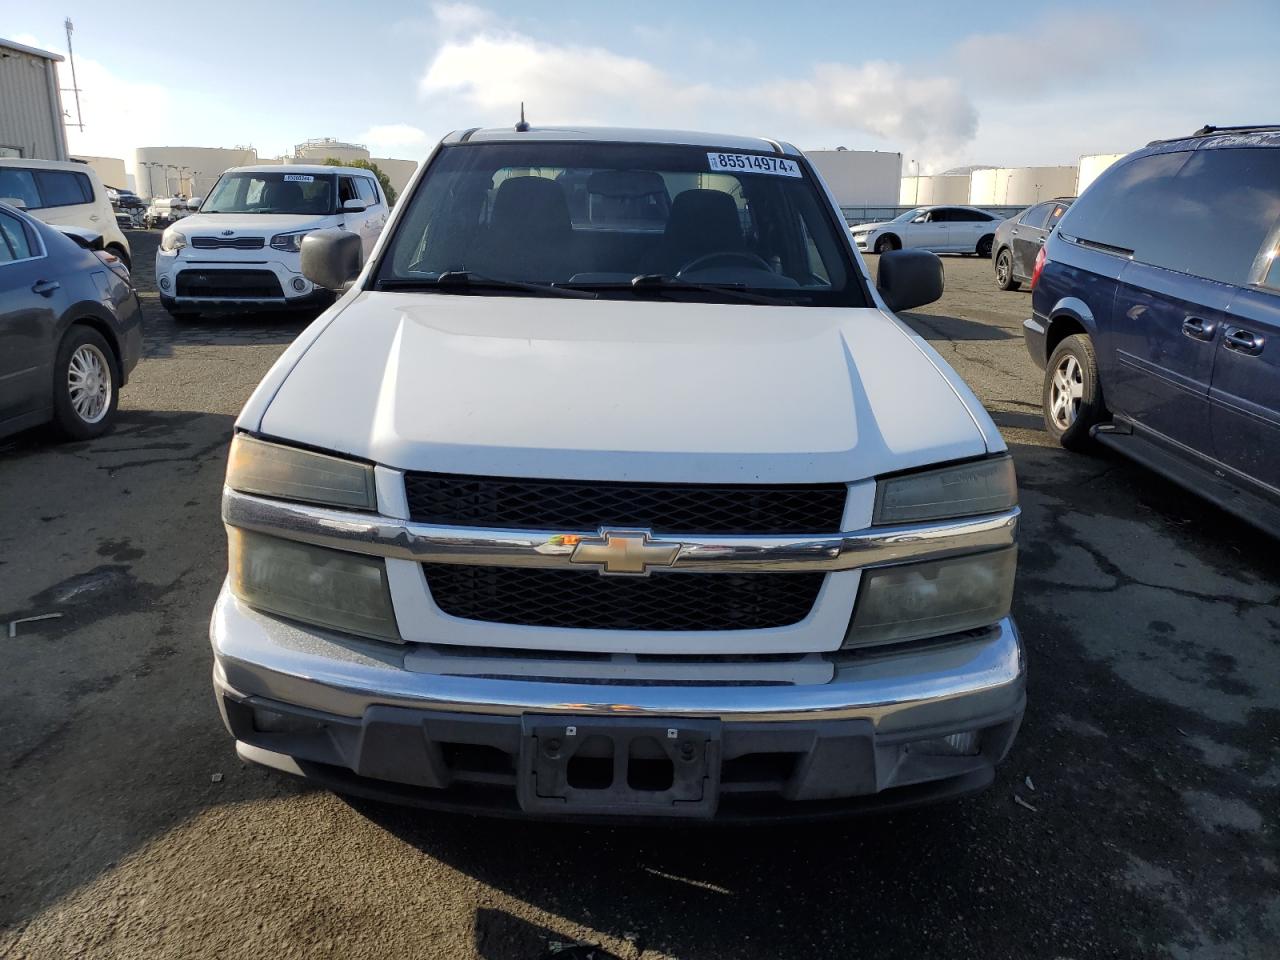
[106,243,131,271]
[874,235,899,254]
[976,235,994,259]
[994,249,1021,291]
[1043,333,1107,451]
[52,325,120,441]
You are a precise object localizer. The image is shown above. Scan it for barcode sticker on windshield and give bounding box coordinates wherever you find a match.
[707,153,802,178]
[282,174,315,182]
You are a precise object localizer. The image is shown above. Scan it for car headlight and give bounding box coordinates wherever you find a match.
[874,456,1016,525]
[160,229,186,252]
[226,434,377,510]
[842,547,1016,648]
[228,527,400,641]
[269,230,315,253]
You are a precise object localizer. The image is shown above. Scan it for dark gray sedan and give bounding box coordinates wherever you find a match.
[0,202,143,441]
[992,198,1073,290]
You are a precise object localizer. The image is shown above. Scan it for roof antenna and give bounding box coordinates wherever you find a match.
[515,102,530,133]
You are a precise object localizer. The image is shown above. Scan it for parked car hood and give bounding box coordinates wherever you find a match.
[251,292,994,484]
[850,221,892,233]
[175,212,335,235]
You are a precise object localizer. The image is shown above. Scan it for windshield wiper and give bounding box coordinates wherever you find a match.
[379,271,597,299]
[567,274,795,306]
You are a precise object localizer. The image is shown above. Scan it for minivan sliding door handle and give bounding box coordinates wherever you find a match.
[1181,316,1216,342]
[1223,327,1264,356]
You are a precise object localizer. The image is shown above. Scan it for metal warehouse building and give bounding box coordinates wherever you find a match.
[0,38,68,160]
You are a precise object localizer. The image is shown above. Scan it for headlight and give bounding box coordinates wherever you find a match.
[874,456,1016,525]
[228,528,400,641]
[269,230,315,253]
[160,229,186,252]
[842,547,1016,648]
[226,434,376,510]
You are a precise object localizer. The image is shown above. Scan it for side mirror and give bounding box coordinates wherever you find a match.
[55,226,105,251]
[301,228,363,291]
[342,198,367,213]
[876,249,944,313]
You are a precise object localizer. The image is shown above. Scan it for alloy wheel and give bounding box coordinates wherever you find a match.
[68,343,112,424]
[1049,354,1084,429]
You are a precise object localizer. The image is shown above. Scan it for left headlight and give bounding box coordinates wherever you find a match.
[226,434,377,510]
[843,547,1016,648]
[874,455,1017,525]
[160,228,186,252]
[269,230,315,253]
[228,527,400,641]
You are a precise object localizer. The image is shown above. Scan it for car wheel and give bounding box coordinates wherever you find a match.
[52,326,120,440]
[1043,333,1107,451]
[976,235,994,259]
[106,243,131,271]
[874,235,898,254]
[994,249,1021,291]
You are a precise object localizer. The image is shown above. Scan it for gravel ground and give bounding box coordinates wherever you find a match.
[0,232,1276,960]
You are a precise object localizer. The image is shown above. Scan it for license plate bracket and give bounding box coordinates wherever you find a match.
[517,716,722,818]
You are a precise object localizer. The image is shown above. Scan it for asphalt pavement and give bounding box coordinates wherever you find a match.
[0,232,1276,959]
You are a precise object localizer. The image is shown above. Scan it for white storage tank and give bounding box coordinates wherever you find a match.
[134,145,259,199]
[1076,153,1128,195]
[899,174,970,205]
[804,149,903,206]
[969,166,1079,206]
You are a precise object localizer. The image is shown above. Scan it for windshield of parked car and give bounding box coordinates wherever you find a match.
[201,172,336,215]
[376,141,865,306]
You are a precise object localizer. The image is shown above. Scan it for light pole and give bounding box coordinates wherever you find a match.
[164,165,178,196]
[140,162,157,198]
[911,159,920,204]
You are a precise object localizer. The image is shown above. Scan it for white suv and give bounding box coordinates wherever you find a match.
[156,164,388,319]
[0,158,132,269]
[210,128,1023,821]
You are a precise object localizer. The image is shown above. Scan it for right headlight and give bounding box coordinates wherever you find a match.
[873,455,1017,525]
[228,527,400,641]
[843,547,1016,649]
[226,434,377,510]
[160,228,186,252]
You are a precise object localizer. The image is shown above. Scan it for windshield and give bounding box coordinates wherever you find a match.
[376,141,865,306]
[202,171,336,215]
[893,207,928,222]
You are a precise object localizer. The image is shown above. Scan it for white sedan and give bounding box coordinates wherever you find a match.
[851,205,1000,258]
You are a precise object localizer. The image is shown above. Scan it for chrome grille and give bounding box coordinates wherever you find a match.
[191,236,265,250]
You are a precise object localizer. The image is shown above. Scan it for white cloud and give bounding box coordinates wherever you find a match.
[765,62,977,150]
[417,17,973,157]
[431,3,498,37]
[421,33,708,126]
[358,123,432,155]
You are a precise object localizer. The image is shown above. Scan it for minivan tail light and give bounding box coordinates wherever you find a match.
[1030,246,1047,290]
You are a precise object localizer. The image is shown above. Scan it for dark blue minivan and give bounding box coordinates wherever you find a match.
[1024,125,1280,535]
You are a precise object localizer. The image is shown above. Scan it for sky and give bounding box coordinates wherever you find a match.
[6,0,1279,178]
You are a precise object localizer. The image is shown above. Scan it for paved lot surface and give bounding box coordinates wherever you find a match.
[1,232,1276,959]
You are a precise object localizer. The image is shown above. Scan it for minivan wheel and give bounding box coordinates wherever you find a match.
[53,326,120,440]
[874,235,898,254]
[976,235,994,258]
[1043,334,1106,451]
[994,249,1021,290]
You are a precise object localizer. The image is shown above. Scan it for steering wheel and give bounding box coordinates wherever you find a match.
[676,251,773,276]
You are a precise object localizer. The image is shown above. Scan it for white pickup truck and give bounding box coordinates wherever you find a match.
[211,127,1024,820]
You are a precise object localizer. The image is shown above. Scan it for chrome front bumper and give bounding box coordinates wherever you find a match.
[212,586,1023,731]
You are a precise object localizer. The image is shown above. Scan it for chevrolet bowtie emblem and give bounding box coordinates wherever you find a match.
[569,529,681,576]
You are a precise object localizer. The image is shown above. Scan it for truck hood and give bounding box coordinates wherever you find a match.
[254,293,993,484]
[176,212,335,235]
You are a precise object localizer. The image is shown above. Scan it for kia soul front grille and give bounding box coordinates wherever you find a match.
[403,473,848,535]
[423,565,825,631]
[190,236,265,250]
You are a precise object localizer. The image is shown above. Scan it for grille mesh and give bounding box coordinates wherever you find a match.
[403,474,847,534]
[423,565,825,631]
[175,269,282,299]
